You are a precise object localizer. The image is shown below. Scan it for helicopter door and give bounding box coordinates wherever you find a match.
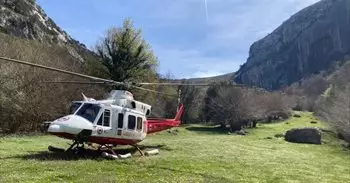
[127,115,136,131]
[115,113,124,136]
[94,108,112,136]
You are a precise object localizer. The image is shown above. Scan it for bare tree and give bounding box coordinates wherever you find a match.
[202,85,293,131]
[207,87,250,131]
[317,86,350,143]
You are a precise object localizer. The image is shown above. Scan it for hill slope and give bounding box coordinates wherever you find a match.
[234,0,350,90]
[0,0,96,62]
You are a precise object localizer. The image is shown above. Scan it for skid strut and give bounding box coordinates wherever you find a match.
[66,141,78,152]
[132,144,144,156]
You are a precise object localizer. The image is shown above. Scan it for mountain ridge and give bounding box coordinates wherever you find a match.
[0,0,97,63]
[234,0,350,90]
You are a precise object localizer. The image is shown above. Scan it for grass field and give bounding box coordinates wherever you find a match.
[0,112,349,183]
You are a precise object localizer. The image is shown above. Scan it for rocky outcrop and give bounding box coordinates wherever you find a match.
[0,0,96,62]
[234,0,350,90]
[285,128,322,144]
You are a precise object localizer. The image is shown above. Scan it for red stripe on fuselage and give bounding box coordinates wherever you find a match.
[49,132,140,145]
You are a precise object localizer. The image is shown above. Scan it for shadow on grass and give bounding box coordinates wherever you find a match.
[2,144,172,161]
[185,126,228,135]
[148,166,233,182]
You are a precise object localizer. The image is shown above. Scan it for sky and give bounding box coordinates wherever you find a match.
[36,0,320,79]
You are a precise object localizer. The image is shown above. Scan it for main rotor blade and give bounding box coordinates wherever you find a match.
[0,56,256,95]
[131,85,178,96]
[138,82,245,87]
[0,56,123,85]
[42,81,110,85]
[42,81,177,96]
[43,81,245,87]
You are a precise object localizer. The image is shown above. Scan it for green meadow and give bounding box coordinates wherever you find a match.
[0,112,349,183]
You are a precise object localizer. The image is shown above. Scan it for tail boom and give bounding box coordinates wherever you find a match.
[146,104,184,134]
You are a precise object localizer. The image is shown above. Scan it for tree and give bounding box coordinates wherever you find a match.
[207,87,249,131]
[316,85,350,144]
[201,84,292,131]
[95,19,158,84]
[179,82,202,124]
[149,72,179,118]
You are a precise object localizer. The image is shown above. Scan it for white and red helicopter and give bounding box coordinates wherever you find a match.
[46,89,184,156]
[0,56,241,157]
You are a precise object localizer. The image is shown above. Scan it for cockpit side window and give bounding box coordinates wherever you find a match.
[96,109,111,127]
[103,110,111,127]
[76,103,100,123]
[97,114,103,126]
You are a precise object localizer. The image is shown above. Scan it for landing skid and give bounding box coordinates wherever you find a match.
[48,142,158,159]
[48,145,65,153]
[48,140,86,155]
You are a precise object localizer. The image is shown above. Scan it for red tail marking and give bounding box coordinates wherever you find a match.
[146,104,184,134]
[174,104,184,121]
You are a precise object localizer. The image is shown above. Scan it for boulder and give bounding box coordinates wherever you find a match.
[285,128,321,144]
[236,130,247,136]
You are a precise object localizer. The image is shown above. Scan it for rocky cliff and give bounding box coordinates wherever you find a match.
[234,0,350,90]
[0,0,95,62]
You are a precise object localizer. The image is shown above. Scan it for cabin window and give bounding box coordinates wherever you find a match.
[137,117,143,131]
[76,103,100,123]
[103,110,111,127]
[128,115,136,130]
[118,113,124,129]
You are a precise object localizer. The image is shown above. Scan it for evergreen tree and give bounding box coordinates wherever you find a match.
[95,19,158,84]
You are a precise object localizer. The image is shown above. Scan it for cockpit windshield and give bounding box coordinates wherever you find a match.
[69,102,82,114]
[75,103,101,123]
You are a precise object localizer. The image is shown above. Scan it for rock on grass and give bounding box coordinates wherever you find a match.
[285,128,322,144]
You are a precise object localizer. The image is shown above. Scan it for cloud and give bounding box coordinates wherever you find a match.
[153,45,241,79]
[192,71,224,78]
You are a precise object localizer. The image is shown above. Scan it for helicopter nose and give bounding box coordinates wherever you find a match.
[47,124,61,133]
[48,115,93,135]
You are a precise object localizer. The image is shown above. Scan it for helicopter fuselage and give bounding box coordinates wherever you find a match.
[48,101,148,145]
[47,90,183,146]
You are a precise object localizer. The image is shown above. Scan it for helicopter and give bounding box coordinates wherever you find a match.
[44,89,184,156]
[0,56,244,157]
